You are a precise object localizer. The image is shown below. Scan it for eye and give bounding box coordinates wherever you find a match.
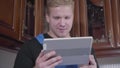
[65,16,70,19]
[53,16,60,20]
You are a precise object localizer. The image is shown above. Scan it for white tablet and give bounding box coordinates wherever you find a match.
[43,36,93,65]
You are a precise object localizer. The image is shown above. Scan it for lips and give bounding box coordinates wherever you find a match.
[58,28,66,32]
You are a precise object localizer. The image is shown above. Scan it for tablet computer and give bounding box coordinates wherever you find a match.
[43,36,93,65]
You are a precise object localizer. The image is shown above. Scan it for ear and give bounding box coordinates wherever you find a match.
[46,14,50,23]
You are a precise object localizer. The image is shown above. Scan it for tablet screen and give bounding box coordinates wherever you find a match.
[43,37,93,65]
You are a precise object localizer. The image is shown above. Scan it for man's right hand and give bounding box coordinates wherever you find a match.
[34,50,63,68]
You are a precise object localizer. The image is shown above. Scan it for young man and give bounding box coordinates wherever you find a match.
[14,0,98,68]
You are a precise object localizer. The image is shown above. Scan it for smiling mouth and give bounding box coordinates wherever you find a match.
[58,28,66,30]
[57,27,66,31]
[58,29,66,33]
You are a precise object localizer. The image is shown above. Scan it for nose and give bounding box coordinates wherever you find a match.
[59,18,65,27]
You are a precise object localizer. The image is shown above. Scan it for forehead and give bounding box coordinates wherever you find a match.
[48,6,73,16]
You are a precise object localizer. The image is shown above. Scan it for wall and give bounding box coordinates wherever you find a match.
[0,48,17,68]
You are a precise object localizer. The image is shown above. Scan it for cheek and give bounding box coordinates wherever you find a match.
[67,17,74,25]
[50,20,59,28]
[51,19,60,25]
[67,20,73,26]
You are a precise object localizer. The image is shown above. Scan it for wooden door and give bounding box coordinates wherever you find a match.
[0,0,25,41]
[85,0,120,57]
[111,0,120,47]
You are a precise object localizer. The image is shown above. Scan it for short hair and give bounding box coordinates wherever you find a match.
[46,0,74,14]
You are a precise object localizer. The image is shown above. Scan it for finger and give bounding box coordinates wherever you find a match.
[39,50,45,57]
[49,59,63,68]
[42,51,56,61]
[89,55,96,65]
[36,50,44,62]
[46,56,62,65]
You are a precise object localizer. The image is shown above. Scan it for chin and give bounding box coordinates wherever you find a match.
[58,34,67,38]
[56,32,69,38]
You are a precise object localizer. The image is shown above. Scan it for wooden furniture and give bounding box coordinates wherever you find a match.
[88,0,120,58]
[0,0,120,58]
[0,0,26,49]
[0,0,24,40]
[80,0,120,58]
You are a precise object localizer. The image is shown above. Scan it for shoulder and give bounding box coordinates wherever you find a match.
[19,38,43,60]
[14,38,43,68]
[21,38,43,51]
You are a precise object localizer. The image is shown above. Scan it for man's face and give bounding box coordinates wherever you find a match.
[46,6,74,38]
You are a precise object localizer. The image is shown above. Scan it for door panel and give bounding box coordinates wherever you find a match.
[0,0,23,40]
[111,0,120,47]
